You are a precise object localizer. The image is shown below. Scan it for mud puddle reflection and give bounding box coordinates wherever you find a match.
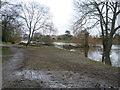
[14,70,113,88]
[15,70,67,88]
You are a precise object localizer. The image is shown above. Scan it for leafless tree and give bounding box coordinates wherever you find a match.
[42,21,58,35]
[73,0,120,65]
[1,1,22,42]
[20,1,52,46]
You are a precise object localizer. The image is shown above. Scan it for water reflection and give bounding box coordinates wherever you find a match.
[54,42,120,67]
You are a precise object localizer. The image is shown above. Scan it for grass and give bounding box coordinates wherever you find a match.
[2,46,13,62]
[2,42,12,45]
[2,43,118,88]
[22,45,118,72]
[21,45,118,86]
[2,47,12,55]
[0,47,2,54]
[2,42,118,69]
[2,42,118,70]
[2,44,118,87]
[55,40,74,43]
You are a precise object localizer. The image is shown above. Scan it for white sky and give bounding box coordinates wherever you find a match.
[37,0,74,35]
[5,0,74,35]
[4,0,108,36]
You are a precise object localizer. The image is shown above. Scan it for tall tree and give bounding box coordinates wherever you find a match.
[1,1,22,42]
[73,0,120,65]
[20,1,52,46]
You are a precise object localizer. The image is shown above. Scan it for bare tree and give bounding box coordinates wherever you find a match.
[42,21,57,35]
[1,1,22,42]
[20,1,52,46]
[73,0,120,65]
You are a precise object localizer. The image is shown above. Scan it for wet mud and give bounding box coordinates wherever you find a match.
[2,45,119,88]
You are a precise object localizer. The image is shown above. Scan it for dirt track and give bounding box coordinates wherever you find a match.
[2,45,119,88]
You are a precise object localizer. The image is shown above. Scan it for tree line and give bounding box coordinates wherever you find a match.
[1,1,56,46]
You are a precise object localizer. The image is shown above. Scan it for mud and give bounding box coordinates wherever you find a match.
[2,45,119,88]
[2,45,25,88]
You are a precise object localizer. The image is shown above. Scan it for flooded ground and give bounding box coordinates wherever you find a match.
[14,70,116,88]
[54,42,120,67]
[2,45,119,88]
[2,45,25,88]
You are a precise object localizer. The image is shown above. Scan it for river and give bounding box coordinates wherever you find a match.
[54,42,120,67]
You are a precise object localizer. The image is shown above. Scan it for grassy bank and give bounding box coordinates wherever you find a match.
[55,40,75,43]
[3,43,118,69]
[2,47,12,55]
[2,46,13,62]
[22,45,117,71]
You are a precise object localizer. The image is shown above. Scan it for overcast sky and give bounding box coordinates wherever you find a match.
[6,0,74,35]
[5,0,110,36]
[38,0,74,35]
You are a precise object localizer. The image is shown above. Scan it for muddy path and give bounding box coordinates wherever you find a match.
[2,45,119,88]
[2,45,25,87]
[2,45,70,88]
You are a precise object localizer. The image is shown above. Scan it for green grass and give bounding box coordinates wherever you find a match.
[2,42,118,69]
[2,42,12,45]
[2,47,12,55]
[2,46,13,62]
[21,45,118,72]
[0,47,2,53]
[55,40,74,43]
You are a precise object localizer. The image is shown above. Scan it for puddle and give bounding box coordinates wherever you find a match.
[15,70,67,88]
[14,70,115,88]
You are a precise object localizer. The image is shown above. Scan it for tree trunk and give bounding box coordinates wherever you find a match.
[102,47,112,65]
[103,35,113,66]
[26,35,31,47]
[102,37,106,62]
[26,41,30,46]
[102,50,105,62]
[84,32,89,48]
[104,51,111,65]
[83,48,89,57]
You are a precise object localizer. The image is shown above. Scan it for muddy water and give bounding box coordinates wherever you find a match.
[14,70,116,88]
[15,70,67,88]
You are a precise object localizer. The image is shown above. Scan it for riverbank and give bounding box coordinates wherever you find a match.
[2,44,119,88]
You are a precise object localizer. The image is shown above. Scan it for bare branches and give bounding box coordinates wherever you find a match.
[19,1,55,46]
[73,0,120,65]
[73,0,120,34]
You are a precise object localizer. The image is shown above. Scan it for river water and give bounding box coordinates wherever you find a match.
[54,42,120,67]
